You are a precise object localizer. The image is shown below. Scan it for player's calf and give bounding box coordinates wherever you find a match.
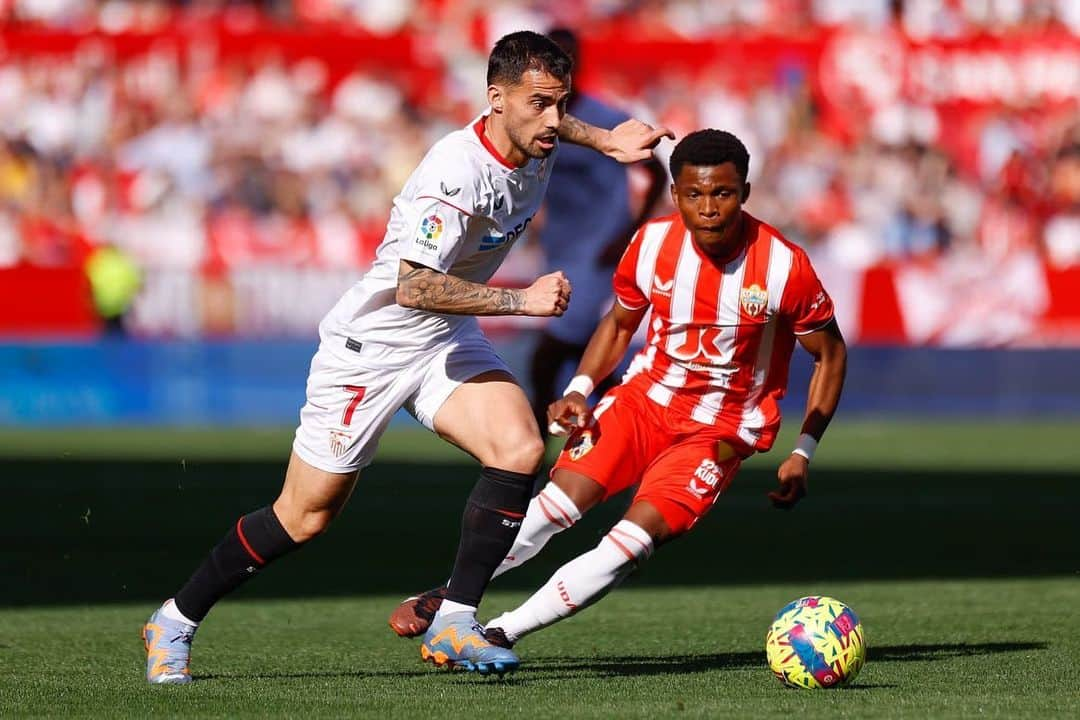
[486,519,653,644]
[492,482,583,577]
[170,506,300,625]
[389,481,587,638]
[436,466,533,620]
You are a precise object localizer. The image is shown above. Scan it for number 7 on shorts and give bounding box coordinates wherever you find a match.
[342,385,366,427]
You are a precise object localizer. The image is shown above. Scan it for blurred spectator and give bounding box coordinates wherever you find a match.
[85,242,140,334]
[0,0,1075,340]
[1044,142,1080,267]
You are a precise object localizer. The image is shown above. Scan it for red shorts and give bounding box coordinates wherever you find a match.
[552,378,749,535]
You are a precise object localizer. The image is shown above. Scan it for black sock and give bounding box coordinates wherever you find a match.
[444,466,534,608]
[173,506,299,622]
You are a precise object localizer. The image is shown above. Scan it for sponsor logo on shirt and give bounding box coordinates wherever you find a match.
[479,233,505,251]
[688,458,723,496]
[740,283,768,317]
[479,215,533,252]
[416,213,444,252]
[809,290,827,312]
[653,277,674,296]
[439,181,461,197]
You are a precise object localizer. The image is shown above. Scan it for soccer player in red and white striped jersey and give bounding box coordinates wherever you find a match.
[474,128,849,646]
[389,129,847,650]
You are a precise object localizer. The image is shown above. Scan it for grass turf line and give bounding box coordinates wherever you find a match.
[1,579,1076,719]
[2,420,1080,470]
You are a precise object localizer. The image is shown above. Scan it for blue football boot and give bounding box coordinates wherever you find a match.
[420,611,519,675]
[142,608,196,685]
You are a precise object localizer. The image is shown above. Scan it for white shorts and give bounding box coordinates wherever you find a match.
[292,328,511,473]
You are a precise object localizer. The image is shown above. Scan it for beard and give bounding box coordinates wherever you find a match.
[508,124,555,160]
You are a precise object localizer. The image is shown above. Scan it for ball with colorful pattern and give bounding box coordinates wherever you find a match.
[765,595,866,689]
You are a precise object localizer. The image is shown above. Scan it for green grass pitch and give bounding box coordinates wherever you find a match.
[1,420,1078,717]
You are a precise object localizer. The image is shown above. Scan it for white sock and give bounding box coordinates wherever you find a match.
[159,598,199,627]
[487,519,653,642]
[492,483,581,579]
[434,599,477,620]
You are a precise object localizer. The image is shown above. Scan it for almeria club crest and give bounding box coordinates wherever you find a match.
[568,429,595,461]
[740,284,768,317]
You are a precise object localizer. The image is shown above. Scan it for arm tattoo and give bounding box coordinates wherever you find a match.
[558,114,603,150]
[398,263,526,316]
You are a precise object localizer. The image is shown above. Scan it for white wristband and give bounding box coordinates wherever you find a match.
[791,433,818,463]
[563,374,595,398]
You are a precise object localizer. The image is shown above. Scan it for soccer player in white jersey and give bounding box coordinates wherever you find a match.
[142,31,673,682]
[390,129,847,652]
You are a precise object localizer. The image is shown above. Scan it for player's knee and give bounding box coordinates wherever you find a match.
[291,510,335,542]
[275,503,336,543]
[490,432,545,474]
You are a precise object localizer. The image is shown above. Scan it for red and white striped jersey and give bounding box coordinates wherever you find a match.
[613,212,834,453]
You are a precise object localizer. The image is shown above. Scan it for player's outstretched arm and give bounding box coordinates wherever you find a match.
[396,260,570,317]
[559,115,674,164]
[548,302,648,434]
[770,320,847,510]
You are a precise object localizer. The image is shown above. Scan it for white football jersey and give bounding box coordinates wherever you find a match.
[320,114,557,352]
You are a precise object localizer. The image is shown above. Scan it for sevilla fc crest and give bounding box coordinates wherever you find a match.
[740,284,768,317]
[328,430,351,457]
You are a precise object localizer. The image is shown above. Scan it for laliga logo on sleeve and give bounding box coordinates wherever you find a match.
[740,284,768,317]
[420,214,443,240]
[415,214,443,251]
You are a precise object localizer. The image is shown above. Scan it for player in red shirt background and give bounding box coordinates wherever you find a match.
[390,128,847,650]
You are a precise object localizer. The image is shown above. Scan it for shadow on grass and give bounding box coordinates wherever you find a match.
[529,641,1046,678]
[869,641,1047,662]
[194,641,1046,684]
[197,669,434,682]
[2,458,1077,605]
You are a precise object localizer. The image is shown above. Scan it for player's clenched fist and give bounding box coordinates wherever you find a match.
[523,271,571,317]
[546,392,591,437]
[769,455,808,510]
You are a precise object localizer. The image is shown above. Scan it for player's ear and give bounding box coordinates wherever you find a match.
[488,84,504,114]
[669,183,678,207]
[742,182,751,204]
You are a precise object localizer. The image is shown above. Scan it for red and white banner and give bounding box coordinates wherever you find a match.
[842,253,1080,347]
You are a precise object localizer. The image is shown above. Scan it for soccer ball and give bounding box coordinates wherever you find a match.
[765,595,866,689]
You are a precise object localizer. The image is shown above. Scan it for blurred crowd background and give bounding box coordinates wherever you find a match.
[1,0,1078,344]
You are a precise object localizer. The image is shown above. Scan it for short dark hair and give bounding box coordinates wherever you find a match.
[487,31,573,87]
[669,129,750,183]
